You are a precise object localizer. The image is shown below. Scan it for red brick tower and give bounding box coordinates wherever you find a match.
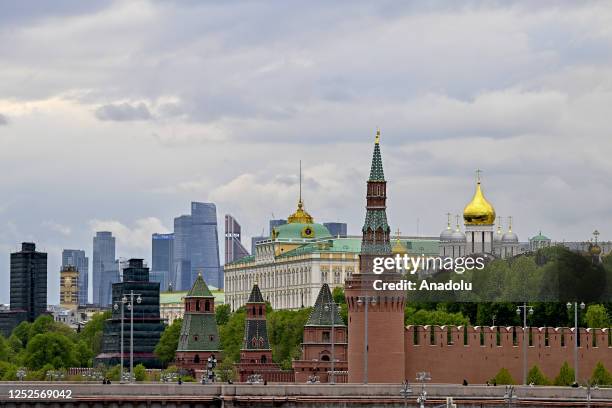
[345,129,406,383]
[236,283,288,382]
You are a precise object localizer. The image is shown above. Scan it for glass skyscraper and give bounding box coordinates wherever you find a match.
[323,222,348,238]
[62,249,89,305]
[93,231,118,306]
[151,233,174,291]
[173,202,221,291]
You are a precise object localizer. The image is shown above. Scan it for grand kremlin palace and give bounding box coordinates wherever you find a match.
[223,198,438,311]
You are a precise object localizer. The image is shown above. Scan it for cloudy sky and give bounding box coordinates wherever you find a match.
[1,1,612,304]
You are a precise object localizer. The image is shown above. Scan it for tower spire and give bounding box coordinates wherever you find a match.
[446,212,452,230]
[369,128,385,181]
[299,160,302,203]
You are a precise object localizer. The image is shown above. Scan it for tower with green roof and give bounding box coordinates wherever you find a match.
[293,283,348,383]
[236,283,290,382]
[175,272,221,376]
[345,129,406,384]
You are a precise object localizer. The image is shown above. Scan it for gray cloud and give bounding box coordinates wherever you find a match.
[0,114,7,125]
[94,102,152,122]
[1,1,612,303]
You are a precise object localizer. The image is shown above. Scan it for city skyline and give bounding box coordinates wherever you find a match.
[2,2,612,304]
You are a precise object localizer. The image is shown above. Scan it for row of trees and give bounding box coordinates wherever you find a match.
[492,362,612,386]
[0,312,109,380]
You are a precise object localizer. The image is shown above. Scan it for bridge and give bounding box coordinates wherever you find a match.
[0,383,611,407]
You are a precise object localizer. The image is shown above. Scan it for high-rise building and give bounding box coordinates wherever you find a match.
[323,222,348,238]
[173,203,221,291]
[225,215,250,264]
[59,265,79,310]
[96,259,166,368]
[250,236,267,256]
[11,242,48,321]
[0,242,48,335]
[269,219,287,235]
[93,231,118,306]
[152,233,174,291]
[191,202,221,289]
[173,214,192,291]
[62,249,89,305]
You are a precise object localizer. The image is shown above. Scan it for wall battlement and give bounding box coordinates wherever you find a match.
[404,325,612,384]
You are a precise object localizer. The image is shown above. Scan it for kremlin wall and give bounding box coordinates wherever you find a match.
[405,325,611,384]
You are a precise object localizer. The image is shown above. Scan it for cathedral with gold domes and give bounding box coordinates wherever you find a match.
[440,171,520,259]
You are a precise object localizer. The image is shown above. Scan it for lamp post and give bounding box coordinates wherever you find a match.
[113,295,128,383]
[516,303,534,385]
[205,354,217,383]
[16,368,26,381]
[356,295,377,384]
[504,385,517,408]
[567,301,585,385]
[114,290,142,384]
[399,381,413,408]
[415,371,431,408]
[323,301,338,384]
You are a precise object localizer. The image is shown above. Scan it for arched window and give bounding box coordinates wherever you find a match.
[320,354,330,361]
[195,301,200,312]
[205,300,210,312]
[261,355,267,363]
[194,354,200,363]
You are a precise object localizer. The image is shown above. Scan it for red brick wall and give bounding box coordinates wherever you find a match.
[404,325,612,384]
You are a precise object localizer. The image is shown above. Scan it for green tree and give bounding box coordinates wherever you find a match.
[215,358,236,382]
[554,362,575,386]
[405,306,469,326]
[268,308,310,369]
[154,319,182,366]
[134,363,146,381]
[0,336,10,362]
[215,304,231,326]
[105,365,121,381]
[527,365,550,385]
[219,309,246,363]
[29,315,67,337]
[79,311,111,356]
[492,368,515,385]
[12,321,31,347]
[75,340,94,367]
[24,333,77,370]
[591,362,612,386]
[332,286,346,305]
[585,305,610,328]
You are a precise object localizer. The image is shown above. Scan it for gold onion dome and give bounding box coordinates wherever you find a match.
[392,229,408,255]
[287,199,314,224]
[463,179,496,225]
[590,243,602,256]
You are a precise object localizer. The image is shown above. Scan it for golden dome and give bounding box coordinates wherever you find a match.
[590,243,602,256]
[287,199,314,224]
[392,228,408,255]
[463,181,496,225]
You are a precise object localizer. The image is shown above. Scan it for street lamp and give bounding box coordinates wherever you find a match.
[356,295,377,384]
[516,303,534,385]
[399,381,413,408]
[504,385,517,408]
[415,371,431,408]
[16,368,26,381]
[113,295,128,382]
[567,301,586,385]
[323,301,338,384]
[204,354,217,383]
